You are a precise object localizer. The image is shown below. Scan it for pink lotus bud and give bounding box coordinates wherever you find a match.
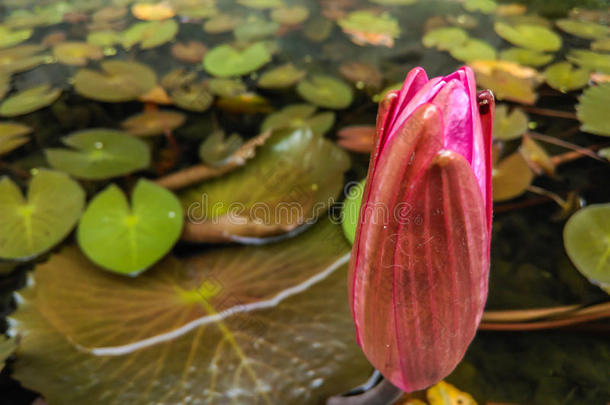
[348,67,494,392]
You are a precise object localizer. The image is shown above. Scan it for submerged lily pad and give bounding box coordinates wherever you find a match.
[203,13,242,33]
[499,47,554,67]
[577,83,610,137]
[207,78,247,97]
[261,104,335,136]
[339,11,400,48]
[341,179,365,244]
[449,38,496,62]
[53,41,104,66]
[544,62,589,93]
[564,204,610,290]
[77,180,183,275]
[422,27,469,51]
[463,0,497,13]
[203,42,271,78]
[0,26,32,49]
[494,22,561,52]
[234,17,279,42]
[121,20,178,49]
[121,110,186,136]
[297,75,353,109]
[567,50,610,74]
[556,19,609,40]
[216,92,272,114]
[45,129,151,179]
[492,151,534,202]
[0,169,84,260]
[199,130,244,166]
[171,83,214,112]
[0,122,31,156]
[339,61,383,90]
[10,218,369,404]
[370,0,417,4]
[73,60,157,102]
[180,128,349,242]
[0,84,61,117]
[271,5,309,25]
[471,60,542,104]
[0,45,47,75]
[171,41,207,63]
[257,63,306,89]
[493,104,528,141]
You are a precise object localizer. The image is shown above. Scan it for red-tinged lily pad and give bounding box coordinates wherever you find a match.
[567,50,610,74]
[492,104,528,141]
[77,179,183,275]
[544,62,589,93]
[556,19,609,40]
[0,45,47,75]
[577,83,610,137]
[45,129,151,180]
[0,335,16,372]
[180,128,349,242]
[261,104,335,136]
[203,42,272,78]
[499,47,553,67]
[0,84,61,117]
[492,150,534,202]
[73,60,157,102]
[171,41,207,63]
[0,121,31,156]
[0,169,84,260]
[121,110,186,136]
[297,75,353,109]
[338,11,400,48]
[563,204,610,291]
[470,60,542,104]
[121,20,178,49]
[10,218,370,404]
[257,63,306,89]
[337,125,376,153]
[494,22,561,52]
[199,130,244,166]
[52,41,104,66]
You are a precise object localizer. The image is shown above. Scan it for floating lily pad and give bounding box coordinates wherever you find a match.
[297,75,353,109]
[171,41,207,63]
[92,5,128,23]
[234,17,279,42]
[499,47,554,67]
[261,104,335,136]
[494,22,561,52]
[77,180,183,275]
[161,68,196,90]
[339,61,383,90]
[564,204,610,290]
[176,4,219,19]
[463,0,497,13]
[171,83,214,112]
[492,151,534,202]
[237,0,284,9]
[0,122,31,156]
[341,179,365,244]
[207,78,247,97]
[10,218,369,404]
[0,335,16,372]
[577,83,610,137]
[0,84,61,117]
[471,60,542,104]
[556,19,609,40]
[121,110,185,136]
[180,128,349,242]
[203,42,271,78]
[0,26,32,49]
[257,63,306,89]
[73,60,157,102]
[53,41,103,66]
[422,27,469,51]
[270,5,309,25]
[199,130,244,166]
[520,135,554,176]
[86,30,122,47]
[567,50,610,74]
[216,92,272,114]
[338,11,400,47]
[203,13,242,34]
[131,2,175,20]
[0,45,47,75]
[493,104,528,141]
[138,85,172,105]
[370,0,417,4]
[592,38,610,53]
[544,62,589,93]
[45,129,151,180]
[0,75,8,99]
[121,20,178,49]
[0,169,84,260]
[449,38,496,62]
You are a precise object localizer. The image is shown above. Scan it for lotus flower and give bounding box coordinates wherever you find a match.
[348,66,494,392]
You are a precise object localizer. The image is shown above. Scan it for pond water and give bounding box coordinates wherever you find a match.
[0,0,609,404]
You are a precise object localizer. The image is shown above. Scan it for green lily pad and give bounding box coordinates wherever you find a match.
[422,27,469,51]
[171,83,214,112]
[304,16,333,42]
[492,151,534,202]
[73,60,157,102]
[592,38,610,53]
[493,104,528,141]
[199,130,244,166]
[0,169,84,260]
[270,5,309,25]
[257,63,306,89]
[86,30,122,47]
[0,26,32,49]
[341,179,365,244]
[0,121,31,156]
[544,62,589,93]
[369,0,417,4]
[203,42,271,78]
[471,60,542,105]
[234,17,279,42]
[449,38,496,62]
[564,204,610,290]
[180,128,349,242]
[203,13,242,34]
[0,75,8,99]
[77,180,183,275]
[567,50,610,74]
[207,78,247,97]
[0,84,61,117]
[556,19,609,40]
[237,0,283,9]
[499,47,554,67]
[0,335,16,372]
[45,129,151,180]
[53,41,104,66]
[121,20,178,49]
[0,45,47,75]
[577,83,610,137]
[297,75,353,109]
[338,11,400,47]
[463,0,497,14]
[10,218,370,404]
[121,110,186,136]
[176,5,219,19]
[494,22,562,52]
[261,104,335,136]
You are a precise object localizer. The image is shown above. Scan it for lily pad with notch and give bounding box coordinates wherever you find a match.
[544,62,589,93]
[449,38,496,63]
[203,42,272,78]
[499,47,554,67]
[492,104,528,141]
[556,19,609,40]
[0,84,61,117]
[261,104,335,136]
[297,75,353,109]
[494,22,561,52]
[121,20,178,50]
[199,130,244,166]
